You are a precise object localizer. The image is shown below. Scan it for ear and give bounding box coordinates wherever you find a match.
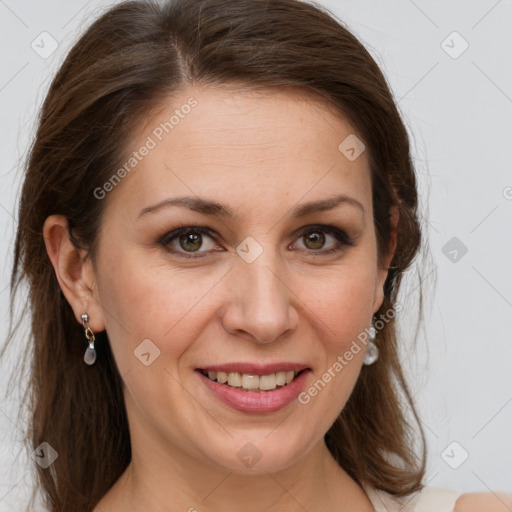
[42,215,106,333]
[372,204,399,314]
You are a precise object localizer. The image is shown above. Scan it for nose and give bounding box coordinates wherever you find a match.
[219,252,299,344]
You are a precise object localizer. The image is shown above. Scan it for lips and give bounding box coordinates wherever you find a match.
[195,362,311,413]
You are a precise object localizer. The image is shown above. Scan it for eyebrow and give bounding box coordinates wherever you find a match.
[137,193,365,223]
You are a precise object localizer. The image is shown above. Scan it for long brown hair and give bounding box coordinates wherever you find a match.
[2,0,430,510]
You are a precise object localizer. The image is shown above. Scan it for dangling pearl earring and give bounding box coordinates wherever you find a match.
[81,313,97,365]
[363,320,379,365]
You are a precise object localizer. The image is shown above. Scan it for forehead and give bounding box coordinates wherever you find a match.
[108,85,372,222]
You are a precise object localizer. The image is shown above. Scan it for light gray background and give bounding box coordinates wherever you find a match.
[1,0,511,510]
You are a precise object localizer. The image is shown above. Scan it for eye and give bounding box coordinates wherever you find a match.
[160,226,219,258]
[292,225,355,255]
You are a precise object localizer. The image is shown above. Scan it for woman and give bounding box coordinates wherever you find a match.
[3,0,511,510]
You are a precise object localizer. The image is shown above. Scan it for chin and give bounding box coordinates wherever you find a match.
[196,430,313,474]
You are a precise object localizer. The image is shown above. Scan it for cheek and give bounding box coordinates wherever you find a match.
[95,246,220,371]
[302,260,378,344]
[296,267,376,429]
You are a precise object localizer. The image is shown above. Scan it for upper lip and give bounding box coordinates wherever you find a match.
[197,362,310,376]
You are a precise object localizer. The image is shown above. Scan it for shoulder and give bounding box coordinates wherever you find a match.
[454,492,512,512]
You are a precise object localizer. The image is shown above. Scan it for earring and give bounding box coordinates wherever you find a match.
[81,313,97,365]
[363,320,379,366]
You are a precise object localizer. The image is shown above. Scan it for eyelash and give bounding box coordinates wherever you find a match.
[158,224,355,259]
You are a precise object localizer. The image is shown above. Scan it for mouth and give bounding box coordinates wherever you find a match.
[198,368,307,393]
[195,364,312,413]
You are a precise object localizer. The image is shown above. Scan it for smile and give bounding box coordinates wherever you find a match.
[196,364,311,413]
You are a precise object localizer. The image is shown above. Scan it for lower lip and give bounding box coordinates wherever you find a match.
[197,370,311,413]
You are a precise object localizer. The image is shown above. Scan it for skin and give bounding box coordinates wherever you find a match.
[43,85,507,511]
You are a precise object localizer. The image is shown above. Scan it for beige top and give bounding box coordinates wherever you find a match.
[362,484,464,512]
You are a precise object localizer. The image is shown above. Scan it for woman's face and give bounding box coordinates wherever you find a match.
[89,85,393,474]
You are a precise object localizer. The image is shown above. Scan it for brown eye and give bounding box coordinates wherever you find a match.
[303,231,326,250]
[160,227,218,258]
[178,232,203,252]
[293,225,355,256]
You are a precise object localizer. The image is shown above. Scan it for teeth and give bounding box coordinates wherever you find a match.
[202,369,300,391]
[276,371,286,386]
[227,372,242,387]
[217,371,228,384]
[259,374,276,390]
[241,374,260,390]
